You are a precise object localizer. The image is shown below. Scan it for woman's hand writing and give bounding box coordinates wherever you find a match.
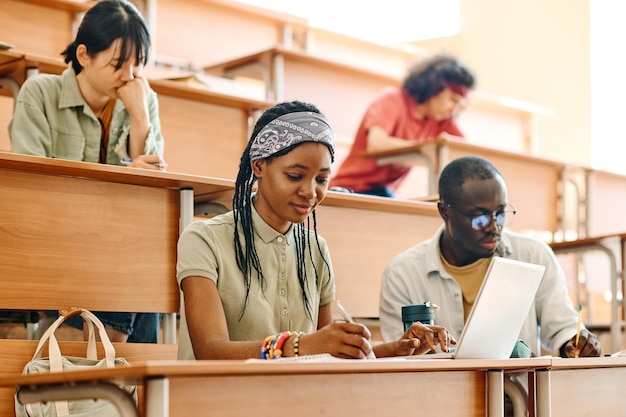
[298,322,375,359]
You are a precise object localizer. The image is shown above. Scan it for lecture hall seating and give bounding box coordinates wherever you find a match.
[5,0,626,353]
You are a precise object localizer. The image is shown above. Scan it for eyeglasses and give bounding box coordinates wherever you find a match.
[443,202,517,230]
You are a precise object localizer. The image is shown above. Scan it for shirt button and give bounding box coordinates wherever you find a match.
[281,309,288,316]
[280,255,286,261]
[280,273,286,280]
[277,237,283,243]
[280,289,286,296]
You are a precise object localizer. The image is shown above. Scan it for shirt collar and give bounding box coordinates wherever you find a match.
[251,202,294,244]
[428,225,514,275]
[58,67,124,118]
[59,67,88,111]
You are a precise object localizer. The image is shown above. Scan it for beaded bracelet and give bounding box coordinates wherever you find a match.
[260,331,303,359]
[273,331,293,359]
[292,332,304,357]
[261,334,278,360]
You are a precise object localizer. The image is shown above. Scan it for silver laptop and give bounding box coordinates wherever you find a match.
[426,257,545,359]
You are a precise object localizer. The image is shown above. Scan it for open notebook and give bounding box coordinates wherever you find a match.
[425,257,545,359]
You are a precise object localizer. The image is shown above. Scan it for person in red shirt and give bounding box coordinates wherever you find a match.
[330,55,475,197]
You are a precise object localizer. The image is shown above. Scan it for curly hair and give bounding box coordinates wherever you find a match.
[403,54,475,104]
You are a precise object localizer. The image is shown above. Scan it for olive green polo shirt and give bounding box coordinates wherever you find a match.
[177,206,335,360]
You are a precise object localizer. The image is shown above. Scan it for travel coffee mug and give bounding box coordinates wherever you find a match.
[401,302,439,331]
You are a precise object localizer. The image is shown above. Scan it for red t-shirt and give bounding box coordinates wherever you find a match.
[330,87,463,192]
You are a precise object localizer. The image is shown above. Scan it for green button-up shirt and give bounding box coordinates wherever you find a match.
[9,67,164,164]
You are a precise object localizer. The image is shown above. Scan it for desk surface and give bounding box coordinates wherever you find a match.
[363,136,568,169]
[205,46,399,84]
[363,136,566,234]
[2,358,552,417]
[0,49,272,110]
[0,152,236,312]
[0,357,552,388]
[7,357,626,417]
[0,151,235,200]
[0,49,22,66]
[549,233,626,252]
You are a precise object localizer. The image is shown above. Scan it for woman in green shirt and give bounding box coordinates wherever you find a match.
[177,100,455,360]
[9,0,166,169]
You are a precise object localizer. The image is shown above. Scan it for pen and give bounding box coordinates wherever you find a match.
[574,303,583,358]
[335,300,376,359]
[120,157,164,168]
[335,299,354,323]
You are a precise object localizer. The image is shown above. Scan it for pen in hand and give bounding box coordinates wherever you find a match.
[574,303,583,358]
[335,299,354,324]
[335,300,376,359]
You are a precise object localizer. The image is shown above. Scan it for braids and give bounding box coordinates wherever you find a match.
[293,211,332,320]
[232,137,263,319]
[232,101,333,320]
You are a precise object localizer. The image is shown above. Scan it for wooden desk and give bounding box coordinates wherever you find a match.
[0,49,273,178]
[205,47,551,162]
[535,356,626,416]
[155,0,309,67]
[550,234,626,353]
[317,192,441,317]
[364,136,566,235]
[147,78,270,178]
[204,46,398,142]
[0,1,80,58]
[0,151,235,342]
[586,169,626,236]
[0,49,25,103]
[0,148,437,322]
[1,358,551,417]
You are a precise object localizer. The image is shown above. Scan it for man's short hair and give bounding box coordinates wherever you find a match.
[438,156,502,203]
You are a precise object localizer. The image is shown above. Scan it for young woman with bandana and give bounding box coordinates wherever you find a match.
[176,101,454,360]
[330,54,475,198]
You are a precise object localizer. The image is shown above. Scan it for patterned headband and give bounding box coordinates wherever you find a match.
[249,111,335,161]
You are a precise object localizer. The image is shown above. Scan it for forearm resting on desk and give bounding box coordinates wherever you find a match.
[366,126,419,153]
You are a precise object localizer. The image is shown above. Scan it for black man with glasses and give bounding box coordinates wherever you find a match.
[379,155,601,359]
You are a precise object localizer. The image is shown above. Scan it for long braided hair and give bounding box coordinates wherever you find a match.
[233,101,334,320]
